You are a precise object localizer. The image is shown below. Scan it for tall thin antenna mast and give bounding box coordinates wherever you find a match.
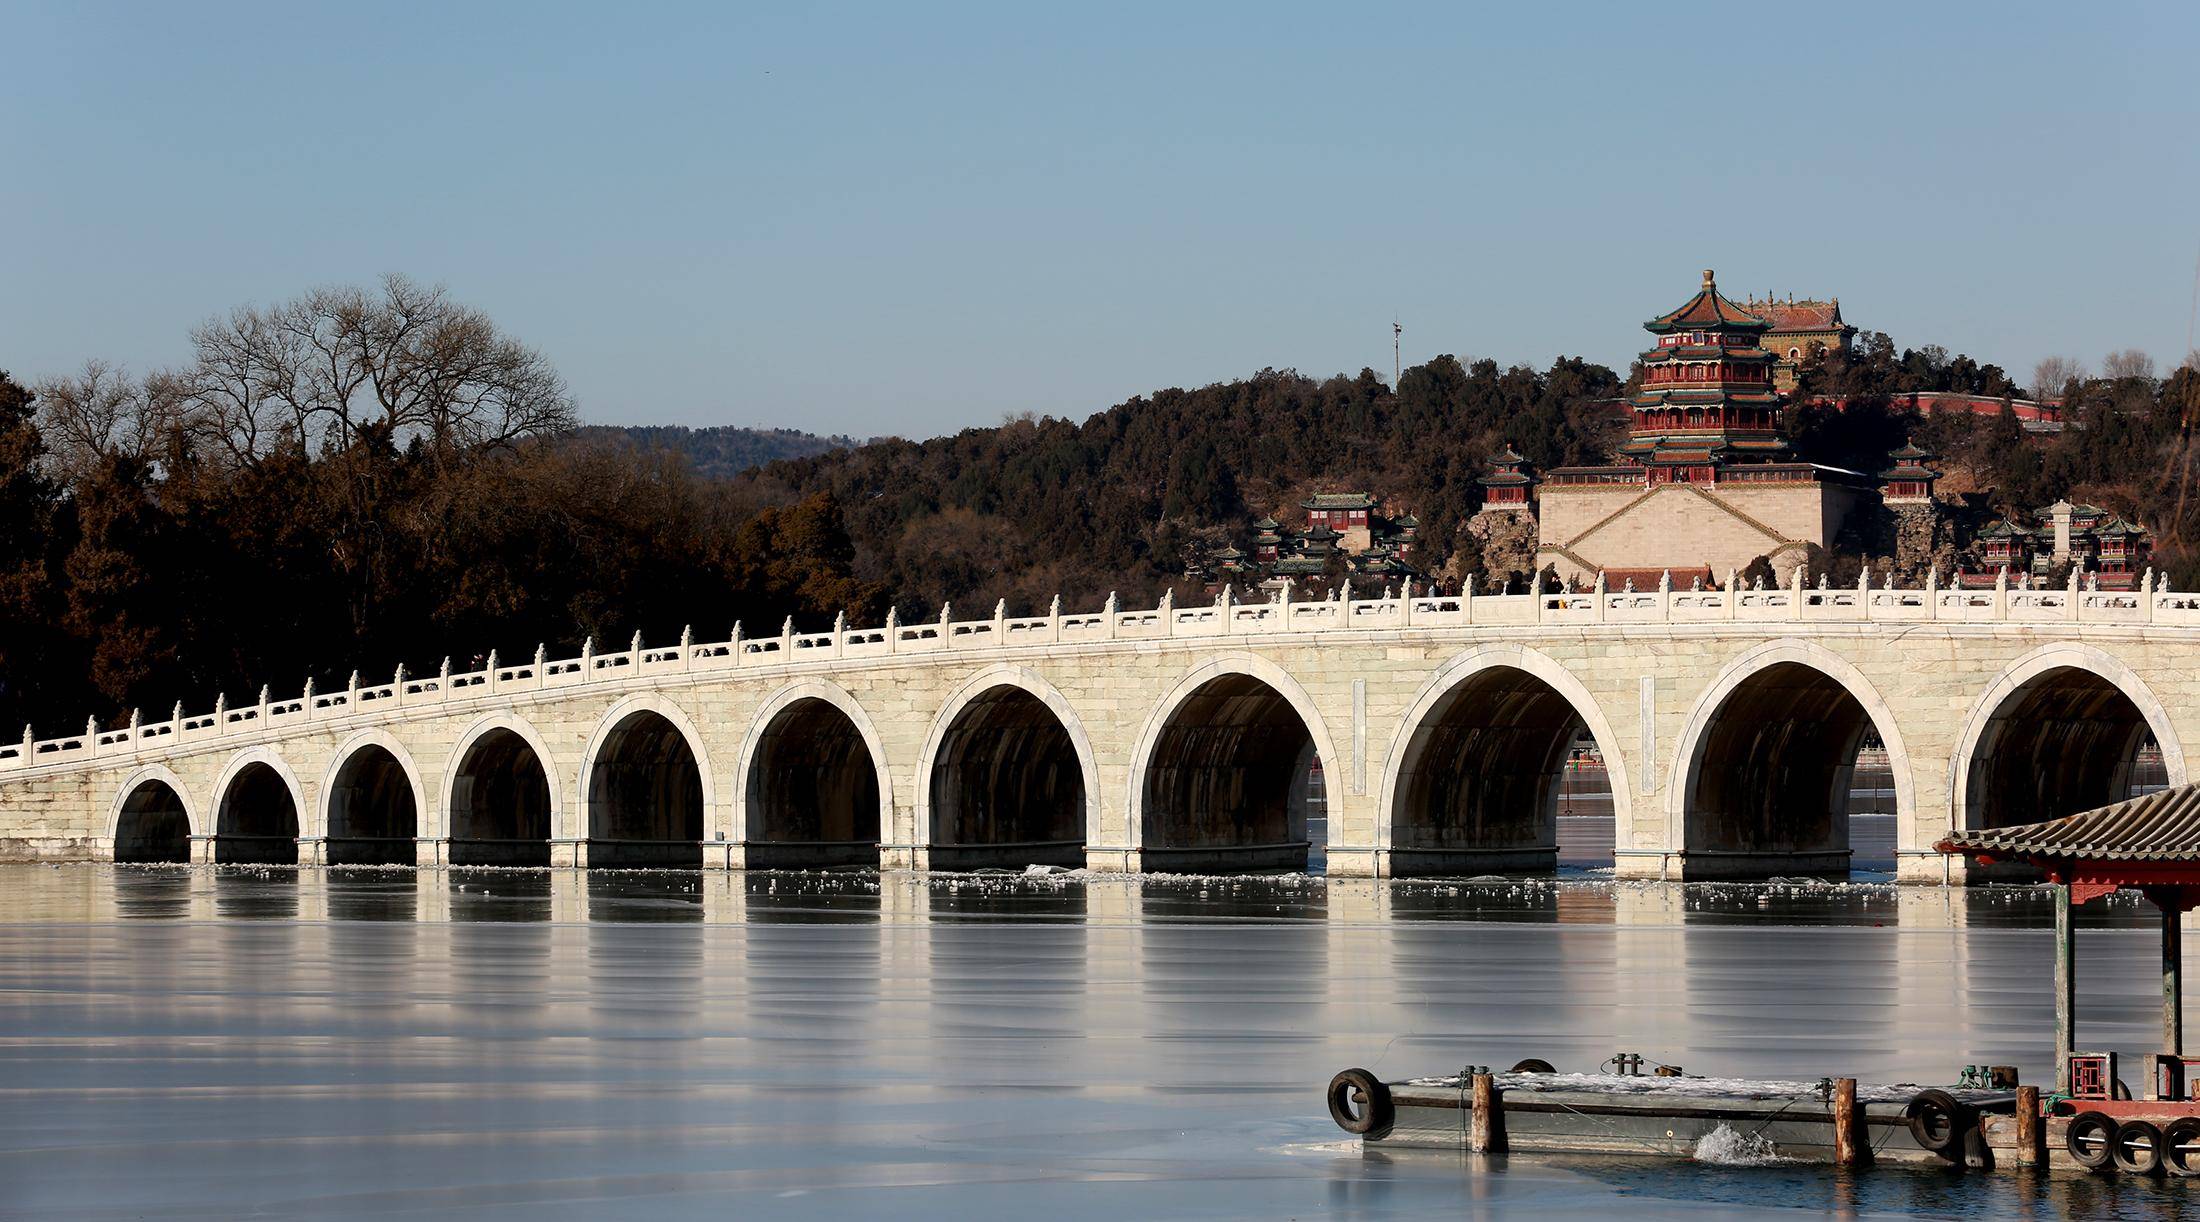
[1393,318,1402,388]
[2186,244,2199,368]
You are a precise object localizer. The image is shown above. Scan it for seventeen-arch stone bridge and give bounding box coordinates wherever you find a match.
[2,572,2194,884]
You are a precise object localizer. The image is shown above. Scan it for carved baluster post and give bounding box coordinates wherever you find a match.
[682,624,695,669]
[1463,572,1475,625]
[1592,569,1607,624]
[439,656,451,700]
[258,684,270,722]
[938,602,951,649]
[2068,565,2082,621]
[1104,591,1119,640]
[881,609,897,654]
[299,681,312,719]
[171,701,185,739]
[830,613,844,658]
[2146,568,2159,624]
[1994,565,2009,620]
[214,692,227,728]
[1049,594,1062,643]
[18,723,31,764]
[85,715,99,757]
[1791,562,1806,620]
[1926,565,1941,621]
[1218,583,1233,633]
[630,630,644,668]
[486,650,500,695]
[782,616,796,657]
[1857,566,1871,622]
[728,624,741,665]
[993,598,1007,642]
[127,707,140,748]
[1159,588,1174,637]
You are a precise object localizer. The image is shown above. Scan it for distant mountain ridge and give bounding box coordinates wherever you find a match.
[578,424,859,479]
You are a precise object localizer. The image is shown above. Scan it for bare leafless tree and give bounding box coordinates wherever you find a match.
[182,274,575,466]
[33,361,187,487]
[2031,355,2086,400]
[2103,348,2158,383]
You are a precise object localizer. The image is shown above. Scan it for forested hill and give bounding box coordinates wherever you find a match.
[576,424,856,479]
[734,356,1627,615]
[8,273,2194,738]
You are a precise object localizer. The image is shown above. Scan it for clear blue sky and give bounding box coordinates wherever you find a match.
[5,2,2197,439]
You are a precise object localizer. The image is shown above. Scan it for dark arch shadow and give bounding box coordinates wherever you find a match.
[744,697,882,868]
[1389,666,1589,876]
[449,729,553,866]
[325,744,419,866]
[215,761,299,865]
[1684,661,1876,879]
[1140,673,1316,872]
[114,778,191,863]
[587,710,704,867]
[1966,665,2156,881]
[928,685,1086,870]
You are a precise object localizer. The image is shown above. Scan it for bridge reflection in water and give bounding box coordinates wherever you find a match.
[12,862,2192,1217]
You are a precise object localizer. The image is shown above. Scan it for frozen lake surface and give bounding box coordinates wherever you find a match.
[2,865,2198,1218]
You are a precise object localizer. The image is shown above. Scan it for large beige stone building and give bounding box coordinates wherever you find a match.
[1527,271,1876,587]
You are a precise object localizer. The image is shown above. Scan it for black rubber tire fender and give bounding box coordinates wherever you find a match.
[1327,1068,1394,1135]
[1904,1088,1968,1156]
[2163,1117,2200,1178]
[2114,1119,2166,1176]
[2066,1110,2117,1171]
[1509,1058,1556,1074]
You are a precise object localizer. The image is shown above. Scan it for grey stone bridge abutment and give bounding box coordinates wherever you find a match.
[7,572,2197,884]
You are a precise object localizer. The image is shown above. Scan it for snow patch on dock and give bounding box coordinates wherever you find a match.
[1404,1071,2005,1107]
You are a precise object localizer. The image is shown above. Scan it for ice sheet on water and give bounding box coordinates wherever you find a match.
[1691,1123,1793,1166]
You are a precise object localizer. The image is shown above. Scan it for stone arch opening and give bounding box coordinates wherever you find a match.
[928,685,1086,870]
[743,697,882,868]
[449,728,553,866]
[1139,673,1317,872]
[587,710,704,867]
[1683,661,1881,878]
[114,778,190,863]
[1388,666,1598,875]
[1965,665,2158,877]
[215,760,299,865]
[325,744,419,866]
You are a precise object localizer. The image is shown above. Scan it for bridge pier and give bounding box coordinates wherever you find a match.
[1084,846,1137,873]
[1324,848,1381,878]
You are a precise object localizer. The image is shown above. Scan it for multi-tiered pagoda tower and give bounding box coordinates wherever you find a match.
[1623,269,1789,480]
[1528,270,1876,586]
